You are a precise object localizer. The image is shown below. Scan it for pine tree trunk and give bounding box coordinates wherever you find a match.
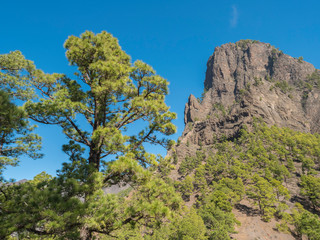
[88,142,101,171]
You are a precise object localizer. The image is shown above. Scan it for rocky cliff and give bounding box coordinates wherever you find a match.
[182,40,320,148]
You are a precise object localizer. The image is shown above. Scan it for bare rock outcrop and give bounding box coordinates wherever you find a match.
[183,40,320,148]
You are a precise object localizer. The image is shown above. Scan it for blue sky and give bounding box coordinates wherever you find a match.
[2,0,320,180]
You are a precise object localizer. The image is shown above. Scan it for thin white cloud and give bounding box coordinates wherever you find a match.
[230,5,238,28]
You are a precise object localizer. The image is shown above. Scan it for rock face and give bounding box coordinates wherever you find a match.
[183,40,320,147]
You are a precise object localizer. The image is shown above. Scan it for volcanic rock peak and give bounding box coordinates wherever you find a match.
[184,40,320,145]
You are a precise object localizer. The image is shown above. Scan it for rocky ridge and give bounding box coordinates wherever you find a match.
[179,40,320,157]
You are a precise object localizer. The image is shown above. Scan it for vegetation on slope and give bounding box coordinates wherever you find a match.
[159,119,320,239]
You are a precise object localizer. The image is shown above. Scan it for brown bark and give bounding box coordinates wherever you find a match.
[88,142,101,171]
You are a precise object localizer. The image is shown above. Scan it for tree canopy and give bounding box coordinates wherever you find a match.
[23,31,176,174]
[0,52,41,181]
[0,31,180,239]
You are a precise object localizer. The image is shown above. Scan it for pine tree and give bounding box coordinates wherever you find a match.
[0,31,178,239]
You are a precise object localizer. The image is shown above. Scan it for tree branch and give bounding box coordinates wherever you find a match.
[65,115,91,146]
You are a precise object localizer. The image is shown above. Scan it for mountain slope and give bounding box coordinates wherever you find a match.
[167,40,320,240]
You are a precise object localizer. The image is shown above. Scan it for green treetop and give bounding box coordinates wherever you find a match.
[0,50,36,100]
[22,31,176,176]
[0,52,42,181]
